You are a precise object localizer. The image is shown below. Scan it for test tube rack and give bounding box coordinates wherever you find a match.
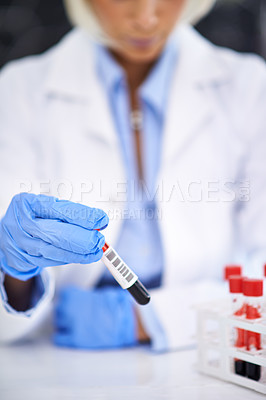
[195,299,266,394]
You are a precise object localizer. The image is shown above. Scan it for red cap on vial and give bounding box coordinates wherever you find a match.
[242,279,263,297]
[264,264,266,278]
[102,243,109,253]
[224,265,242,280]
[229,275,243,294]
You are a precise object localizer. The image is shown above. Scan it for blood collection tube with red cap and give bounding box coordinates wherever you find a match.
[243,278,263,381]
[100,242,150,305]
[263,264,266,291]
[224,265,242,281]
[228,275,246,376]
[263,264,266,315]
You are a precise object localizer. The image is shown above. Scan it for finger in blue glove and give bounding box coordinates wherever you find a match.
[0,193,109,280]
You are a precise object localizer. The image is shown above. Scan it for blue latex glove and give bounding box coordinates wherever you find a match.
[0,193,109,280]
[54,286,137,349]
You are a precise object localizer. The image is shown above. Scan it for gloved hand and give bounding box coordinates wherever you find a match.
[54,286,137,349]
[0,193,109,280]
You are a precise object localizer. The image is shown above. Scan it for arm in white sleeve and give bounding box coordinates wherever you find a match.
[138,56,266,353]
[137,279,227,352]
[0,268,55,343]
[236,58,266,276]
[0,60,40,216]
[0,56,57,344]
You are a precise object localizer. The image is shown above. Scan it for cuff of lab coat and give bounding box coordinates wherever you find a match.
[0,268,48,316]
[137,299,168,352]
[137,280,227,353]
[0,268,55,343]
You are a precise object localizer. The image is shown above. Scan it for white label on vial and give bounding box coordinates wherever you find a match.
[101,246,138,289]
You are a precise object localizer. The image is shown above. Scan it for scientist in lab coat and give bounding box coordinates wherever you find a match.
[0,0,266,351]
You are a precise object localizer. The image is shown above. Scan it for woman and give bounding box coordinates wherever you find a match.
[0,0,265,351]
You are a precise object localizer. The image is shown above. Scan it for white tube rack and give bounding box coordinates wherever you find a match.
[195,299,266,394]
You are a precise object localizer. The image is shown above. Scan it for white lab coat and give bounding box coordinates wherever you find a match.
[0,25,266,350]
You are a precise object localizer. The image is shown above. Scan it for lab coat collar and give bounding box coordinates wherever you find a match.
[43,29,98,102]
[43,25,232,156]
[174,24,231,86]
[43,25,230,101]
[161,24,231,165]
[43,29,120,150]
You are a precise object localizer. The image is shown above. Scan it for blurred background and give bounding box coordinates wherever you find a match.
[0,0,265,69]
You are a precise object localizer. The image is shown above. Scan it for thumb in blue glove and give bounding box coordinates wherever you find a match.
[0,193,109,280]
[53,286,137,349]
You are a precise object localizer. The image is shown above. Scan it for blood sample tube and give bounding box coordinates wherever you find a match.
[263,264,266,294]
[224,265,242,281]
[229,275,246,376]
[101,243,150,305]
[243,278,263,381]
[262,264,266,314]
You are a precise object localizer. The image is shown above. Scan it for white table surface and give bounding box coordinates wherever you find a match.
[0,340,265,400]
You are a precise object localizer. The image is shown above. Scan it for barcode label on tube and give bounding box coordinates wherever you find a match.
[120,266,127,274]
[106,250,116,261]
[102,247,138,289]
[112,258,120,268]
[126,273,134,282]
